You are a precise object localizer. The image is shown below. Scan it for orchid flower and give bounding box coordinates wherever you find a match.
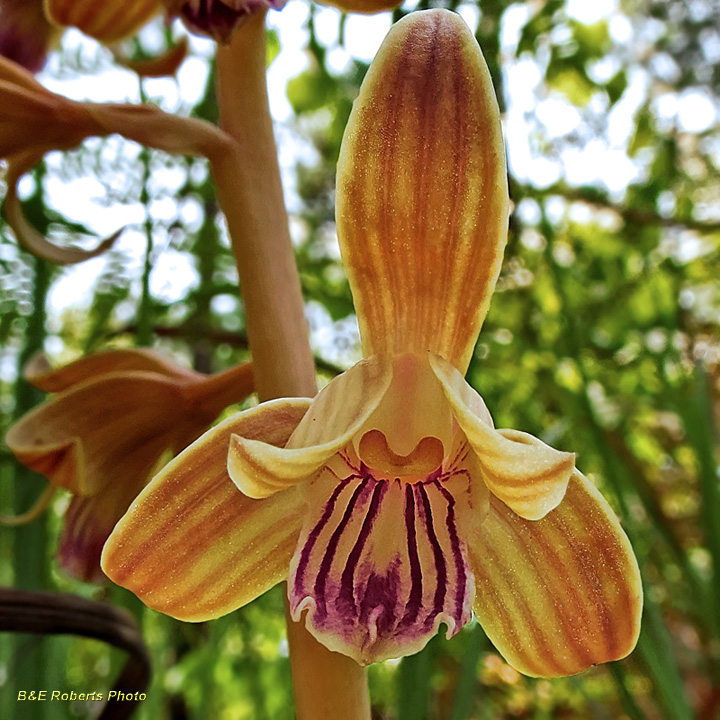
[102,10,642,675]
[0,54,232,263]
[5,348,254,582]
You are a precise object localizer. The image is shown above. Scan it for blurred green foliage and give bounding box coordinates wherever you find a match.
[2,0,720,718]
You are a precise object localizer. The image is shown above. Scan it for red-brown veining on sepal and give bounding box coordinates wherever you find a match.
[102,401,309,616]
[336,10,508,373]
[466,471,642,677]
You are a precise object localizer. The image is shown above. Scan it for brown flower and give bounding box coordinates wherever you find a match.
[6,349,253,581]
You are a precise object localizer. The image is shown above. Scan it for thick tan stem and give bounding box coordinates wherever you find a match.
[213,12,371,720]
[213,12,314,402]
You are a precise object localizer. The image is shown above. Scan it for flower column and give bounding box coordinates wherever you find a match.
[211,12,371,720]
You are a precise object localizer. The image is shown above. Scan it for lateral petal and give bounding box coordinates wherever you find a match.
[228,357,390,498]
[431,355,574,520]
[102,402,310,621]
[336,9,508,373]
[467,471,642,677]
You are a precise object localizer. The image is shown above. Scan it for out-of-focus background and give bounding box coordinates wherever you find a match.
[1,0,719,718]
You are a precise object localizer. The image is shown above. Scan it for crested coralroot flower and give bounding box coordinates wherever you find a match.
[5,349,253,582]
[102,10,642,674]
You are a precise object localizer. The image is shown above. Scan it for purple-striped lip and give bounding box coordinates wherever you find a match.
[288,443,474,664]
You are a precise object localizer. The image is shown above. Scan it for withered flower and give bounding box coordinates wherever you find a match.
[0,54,232,263]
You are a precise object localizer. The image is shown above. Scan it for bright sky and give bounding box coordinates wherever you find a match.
[7,0,715,365]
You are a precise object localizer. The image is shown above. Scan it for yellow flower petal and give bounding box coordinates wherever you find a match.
[102,401,310,620]
[336,9,508,373]
[467,471,642,677]
[228,356,391,498]
[45,0,161,43]
[430,355,574,520]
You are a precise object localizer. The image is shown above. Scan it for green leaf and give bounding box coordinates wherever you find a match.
[266,29,281,67]
[605,70,628,104]
[286,68,334,116]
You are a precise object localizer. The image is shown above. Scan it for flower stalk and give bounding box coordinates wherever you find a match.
[212,11,370,719]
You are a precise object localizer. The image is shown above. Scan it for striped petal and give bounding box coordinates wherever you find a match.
[336,9,508,374]
[46,0,161,43]
[228,356,390,498]
[289,452,474,665]
[468,471,643,677]
[431,355,574,520]
[102,400,310,620]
